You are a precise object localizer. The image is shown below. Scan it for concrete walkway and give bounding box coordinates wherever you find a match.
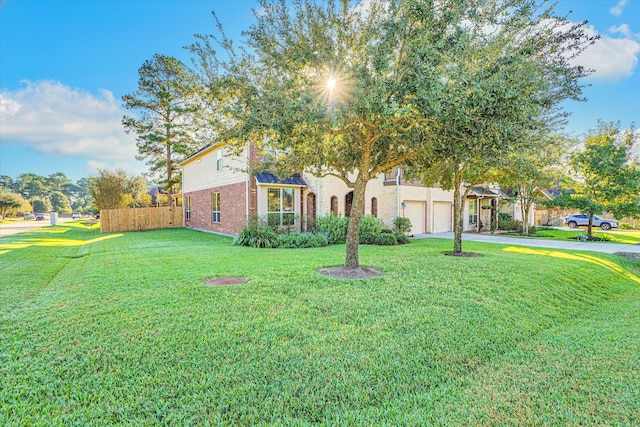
[414,232,640,256]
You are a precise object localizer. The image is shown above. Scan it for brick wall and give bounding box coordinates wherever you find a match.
[184,181,248,235]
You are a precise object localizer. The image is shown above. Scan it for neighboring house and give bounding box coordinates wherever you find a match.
[147,186,166,206]
[180,143,536,236]
[499,187,553,227]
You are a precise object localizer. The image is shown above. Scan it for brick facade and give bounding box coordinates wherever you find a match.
[184,181,250,235]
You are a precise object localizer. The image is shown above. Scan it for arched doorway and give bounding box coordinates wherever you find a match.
[306,192,316,231]
[330,196,339,216]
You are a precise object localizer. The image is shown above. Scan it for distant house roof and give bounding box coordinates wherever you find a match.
[255,171,307,187]
[147,185,167,204]
[468,186,503,198]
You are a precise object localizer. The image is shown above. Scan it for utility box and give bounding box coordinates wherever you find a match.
[50,212,58,225]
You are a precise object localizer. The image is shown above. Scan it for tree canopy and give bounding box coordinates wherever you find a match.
[190,0,594,265]
[559,122,640,236]
[88,169,149,211]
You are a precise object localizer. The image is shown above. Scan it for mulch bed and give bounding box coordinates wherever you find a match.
[444,252,482,257]
[615,252,640,261]
[317,266,384,280]
[204,277,248,286]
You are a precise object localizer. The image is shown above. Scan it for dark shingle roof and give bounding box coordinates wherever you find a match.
[470,186,501,197]
[255,171,307,186]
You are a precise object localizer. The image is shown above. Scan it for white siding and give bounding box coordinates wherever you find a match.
[182,147,247,193]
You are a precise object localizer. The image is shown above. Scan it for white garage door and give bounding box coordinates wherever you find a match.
[432,202,452,233]
[404,201,426,234]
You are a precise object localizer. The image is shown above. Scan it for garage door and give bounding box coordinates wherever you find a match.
[432,202,452,233]
[404,201,426,234]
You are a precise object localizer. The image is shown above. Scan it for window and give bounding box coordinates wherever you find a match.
[468,200,478,224]
[384,168,400,181]
[330,196,338,216]
[212,192,221,223]
[216,150,223,171]
[185,196,191,220]
[267,188,294,226]
[345,192,353,217]
[371,197,378,218]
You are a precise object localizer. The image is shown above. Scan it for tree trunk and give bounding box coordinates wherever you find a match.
[344,174,368,268]
[520,187,529,235]
[453,163,463,254]
[587,214,594,237]
[166,140,173,198]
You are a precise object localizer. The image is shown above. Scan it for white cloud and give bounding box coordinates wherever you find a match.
[0,80,137,161]
[609,24,633,38]
[610,0,628,16]
[574,25,640,82]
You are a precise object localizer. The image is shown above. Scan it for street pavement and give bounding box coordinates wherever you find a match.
[414,231,640,256]
[0,216,75,238]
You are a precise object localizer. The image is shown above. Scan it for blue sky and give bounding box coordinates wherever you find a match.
[1,0,639,183]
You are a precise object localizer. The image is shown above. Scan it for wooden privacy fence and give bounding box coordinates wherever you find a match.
[100,207,183,233]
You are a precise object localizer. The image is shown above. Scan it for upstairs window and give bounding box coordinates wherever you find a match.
[216,149,223,171]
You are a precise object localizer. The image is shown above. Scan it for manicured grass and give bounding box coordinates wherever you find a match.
[1,223,638,425]
[533,227,640,244]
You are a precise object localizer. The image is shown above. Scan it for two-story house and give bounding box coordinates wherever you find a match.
[180,142,532,236]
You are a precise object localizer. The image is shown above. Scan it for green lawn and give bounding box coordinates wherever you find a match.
[1,223,638,425]
[531,227,640,244]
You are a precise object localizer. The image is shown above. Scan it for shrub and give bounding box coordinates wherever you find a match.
[359,232,377,245]
[620,222,632,230]
[314,213,348,244]
[501,219,523,233]
[381,228,394,234]
[373,233,397,245]
[359,214,384,235]
[275,232,328,248]
[393,217,412,234]
[394,233,409,244]
[528,225,537,235]
[359,232,397,246]
[497,212,512,225]
[234,224,278,248]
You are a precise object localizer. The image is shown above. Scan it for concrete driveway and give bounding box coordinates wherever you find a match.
[0,216,75,238]
[414,231,640,257]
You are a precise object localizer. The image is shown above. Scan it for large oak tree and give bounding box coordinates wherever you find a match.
[409,0,594,253]
[192,0,594,265]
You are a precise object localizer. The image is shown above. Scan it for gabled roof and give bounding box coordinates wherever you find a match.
[180,144,222,167]
[468,186,503,198]
[255,171,307,186]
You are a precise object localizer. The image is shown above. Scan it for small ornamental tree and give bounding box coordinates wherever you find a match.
[498,134,571,234]
[562,122,640,237]
[0,190,30,217]
[88,169,149,211]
